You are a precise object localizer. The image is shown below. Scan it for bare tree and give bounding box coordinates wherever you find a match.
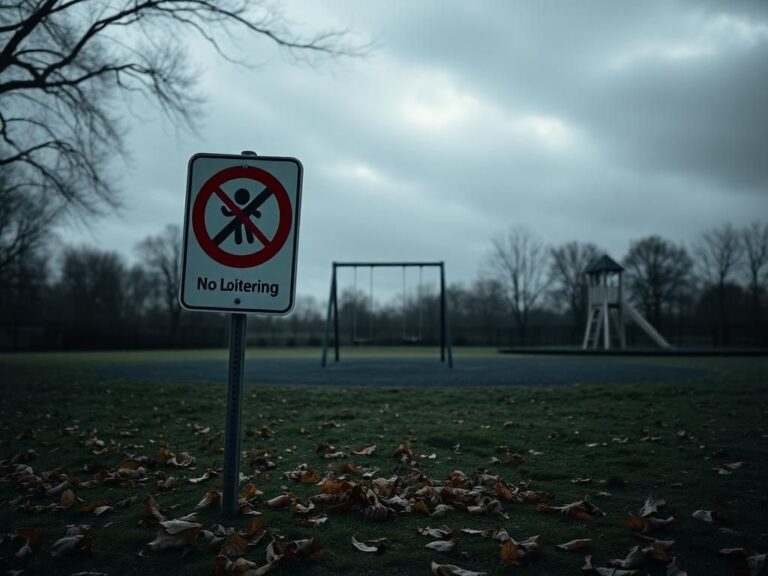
[549,241,601,326]
[0,1,364,213]
[741,221,768,341]
[694,223,743,345]
[0,167,54,273]
[135,223,181,335]
[56,245,128,346]
[623,235,692,329]
[488,226,550,346]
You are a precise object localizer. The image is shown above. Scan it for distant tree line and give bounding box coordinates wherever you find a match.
[1,220,766,350]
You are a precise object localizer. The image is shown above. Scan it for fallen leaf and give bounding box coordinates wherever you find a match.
[609,545,647,569]
[413,501,431,515]
[61,489,76,510]
[556,538,591,551]
[430,561,488,576]
[188,470,218,484]
[93,505,113,517]
[639,495,666,517]
[352,445,376,456]
[220,533,249,557]
[51,526,92,558]
[351,536,387,553]
[692,510,717,523]
[504,453,527,465]
[582,554,644,576]
[419,526,453,539]
[15,528,42,559]
[144,495,166,523]
[425,539,457,553]
[195,491,221,511]
[148,519,202,553]
[499,539,521,566]
[431,504,452,519]
[536,497,604,521]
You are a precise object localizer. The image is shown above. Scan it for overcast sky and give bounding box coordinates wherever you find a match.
[63,0,768,302]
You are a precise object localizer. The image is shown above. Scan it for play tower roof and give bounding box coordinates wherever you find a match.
[585,254,624,275]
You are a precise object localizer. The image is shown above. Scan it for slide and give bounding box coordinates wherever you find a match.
[622,302,671,349]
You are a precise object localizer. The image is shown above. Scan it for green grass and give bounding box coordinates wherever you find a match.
[0,352,766,575]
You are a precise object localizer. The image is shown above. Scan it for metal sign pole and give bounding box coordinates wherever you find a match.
[222,312,247,516]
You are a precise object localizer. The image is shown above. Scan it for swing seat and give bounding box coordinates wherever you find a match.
[401,335,423,344]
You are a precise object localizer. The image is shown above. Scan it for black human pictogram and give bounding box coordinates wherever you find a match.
[215,187,272,246]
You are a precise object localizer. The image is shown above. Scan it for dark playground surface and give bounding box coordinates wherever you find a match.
[105,355,709,387]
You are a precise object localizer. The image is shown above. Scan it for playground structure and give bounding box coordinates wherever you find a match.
[321,262,453,367]
[582,255,671,350]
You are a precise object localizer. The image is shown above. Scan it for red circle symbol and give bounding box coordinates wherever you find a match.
[192,166,292,268]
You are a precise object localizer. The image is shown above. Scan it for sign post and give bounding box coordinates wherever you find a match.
[180,151,302,515]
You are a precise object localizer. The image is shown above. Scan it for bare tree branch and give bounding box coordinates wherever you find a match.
[0,0,366,214]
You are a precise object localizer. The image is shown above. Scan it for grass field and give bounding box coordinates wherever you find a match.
[1,350,766,575]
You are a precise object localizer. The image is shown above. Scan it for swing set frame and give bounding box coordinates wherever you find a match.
[321,262,453,368]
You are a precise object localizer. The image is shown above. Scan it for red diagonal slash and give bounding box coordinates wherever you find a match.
[214,187,271,247]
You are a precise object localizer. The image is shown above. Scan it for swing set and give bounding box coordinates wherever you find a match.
[321,262,453,367]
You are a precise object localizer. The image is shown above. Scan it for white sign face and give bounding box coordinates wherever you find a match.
[180,153,302,314]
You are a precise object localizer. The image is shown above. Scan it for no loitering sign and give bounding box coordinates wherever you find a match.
[180,153,303,314]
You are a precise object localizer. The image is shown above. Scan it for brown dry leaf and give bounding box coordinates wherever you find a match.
[500,539,521,566]
[220,533,249,557]
[265,493,294,508]
[556,538,591,551]
[625,514,675,533]
[504,453,527,465]
[413,501,431,515]
[144,494,166,523]
[351,536,387,553]
[425,539,457,553]
[15,528,42,559]
[494,483,516,502]
[244,516,266,537]
[393,440,415,460]
[341,463,359,474]
[352,445,376,456]
[239,483,264,501]
[430,561,488,576]
[195,491,221,511]
[300,469,322,484]
[283,537,324,561]
[61,489,76,510]
[148,519,202,553]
